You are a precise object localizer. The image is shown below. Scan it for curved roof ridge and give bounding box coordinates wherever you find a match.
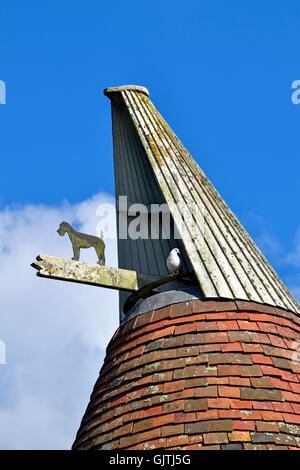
[104,85,149,97]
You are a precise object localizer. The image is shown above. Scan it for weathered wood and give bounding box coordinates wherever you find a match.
[31,254,164,292]
[106,87,300,314]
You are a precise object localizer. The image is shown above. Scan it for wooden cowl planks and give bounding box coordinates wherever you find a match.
[104,86,300,315]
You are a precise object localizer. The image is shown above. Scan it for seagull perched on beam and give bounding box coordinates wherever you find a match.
[167,248,182,275]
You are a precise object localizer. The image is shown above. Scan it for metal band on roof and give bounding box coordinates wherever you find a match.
[104,85,149,97]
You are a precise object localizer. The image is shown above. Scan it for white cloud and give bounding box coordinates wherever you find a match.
[255,230,281,261]
[286,227,300,268]
[291,287,300,303]
[0,193,118,449]
[235,212,300,306]
[282,227,300,303]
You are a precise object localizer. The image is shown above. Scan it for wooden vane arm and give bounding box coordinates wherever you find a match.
[31,254,164,292]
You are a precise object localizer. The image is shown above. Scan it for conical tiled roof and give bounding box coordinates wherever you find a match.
[73,299,300,450]
[104,85,300,315]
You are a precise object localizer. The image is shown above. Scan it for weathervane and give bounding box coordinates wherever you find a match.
[57,221,106,265]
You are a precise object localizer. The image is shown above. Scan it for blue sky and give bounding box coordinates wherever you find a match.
[1,1,299,262]
[0,0,299,449]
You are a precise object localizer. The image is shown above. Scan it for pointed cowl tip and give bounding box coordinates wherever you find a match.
[103,85,149,97]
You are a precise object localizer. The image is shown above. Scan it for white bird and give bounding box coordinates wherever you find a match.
[167,248,181,275]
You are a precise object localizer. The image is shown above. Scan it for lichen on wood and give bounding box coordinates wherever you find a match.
[31,254,163,292]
